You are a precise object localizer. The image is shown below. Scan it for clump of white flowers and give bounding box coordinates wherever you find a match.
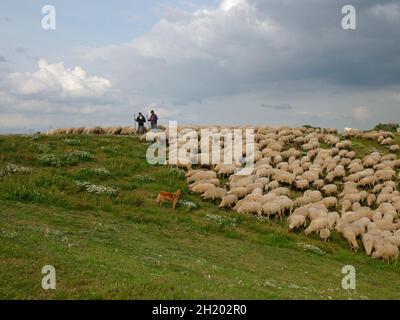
[0,163,32,178]
[88,167,110,175]
[170,168,186,179]
[206,214,237,227]
[65,150,94,161]
[64,139,81,146]
[38,153,60,167]
[135,174,155,183]
[296,242,326,255]
[179,200,198,210]
[34,143,52,153]
[75,180,118,196]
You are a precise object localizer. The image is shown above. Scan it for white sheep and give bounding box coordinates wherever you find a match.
[237,201,263,216]
[319,228,331,242]
[304,218,328,235]
[288,214,306,231]
[219,194,238,209]
[201,187,226,200]
[372,243,399,262]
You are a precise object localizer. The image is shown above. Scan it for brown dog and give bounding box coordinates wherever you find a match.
[156,190,183,210]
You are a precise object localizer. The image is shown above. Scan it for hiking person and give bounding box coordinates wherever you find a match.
[135,112,146,134]
[149,110,158,129]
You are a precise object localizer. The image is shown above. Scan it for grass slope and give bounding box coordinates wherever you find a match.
[0,134,399,299]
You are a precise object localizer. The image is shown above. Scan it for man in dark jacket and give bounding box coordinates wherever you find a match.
[149,110,158,129]
[136,112,146,134]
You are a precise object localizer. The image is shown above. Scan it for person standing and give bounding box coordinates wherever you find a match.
[149,110,158,130]
[136,112,146,134]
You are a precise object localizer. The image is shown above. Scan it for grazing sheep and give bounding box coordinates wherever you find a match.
[362,233,376,256]
[319,228,331,242]
[295,179,309,190]
[313,179,325,189]
[219,194,238,209]
[372,243,399,262]
[267,180,280,190]
[321,184,337,196]
[187,171,217,182]
[342,228,359,251]
[228,187,248,199]
[237,201,263,216]
[201,187,226,200]
[190,179,220,188]
[288,214,306,231]
[262,202,282,219]
[305,218,328,235]
[327,212,340,229]
[320,197,338,209]
[190,183,216,194]
[270,187,290,197]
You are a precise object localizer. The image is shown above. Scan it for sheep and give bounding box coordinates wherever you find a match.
[262,202,282,219]
[295,179,309,190]
[294,196,311,207]
[304,218,328,235]
[246,182,264,194]
[319,228,331,242]
[219,194,238,209]
[319,197,338,209]
[190,179,220,188]
[342,228,359,251]
[321,184,337,196]
[384,235,400,247]
[309,190,323,203]
[228,187,248,199]
[237,201,263,216]
[389,145,400,152]
[270,187,290,197]
[372,243,399,262]
[288,214,306,231]
[327,212,340,229]
[187,170,217,182]
[278,197,294,217]
[185,169,204,178]
[358,176,377,188]
[375,169,396,181]
[362,233,376,256]
[313,179,325,189]
[217,164,240,177]
[190,183,216,194]
[201,187,226,200]
[267,180,280,190]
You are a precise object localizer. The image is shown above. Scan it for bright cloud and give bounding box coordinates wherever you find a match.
[9,59,111,97]
[353,106,371,122]
[371,3,400,22]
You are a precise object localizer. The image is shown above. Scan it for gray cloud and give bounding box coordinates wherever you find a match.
[0,55,8,63]
[1,0,400,132]
[14,46,28,54]
[261,104,293,111]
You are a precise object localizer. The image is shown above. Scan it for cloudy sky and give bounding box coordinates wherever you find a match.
[0,0,399,133]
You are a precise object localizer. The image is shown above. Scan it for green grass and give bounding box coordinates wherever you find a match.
[0,134,400,299]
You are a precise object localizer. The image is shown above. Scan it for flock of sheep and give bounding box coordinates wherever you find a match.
[49,125,400,262]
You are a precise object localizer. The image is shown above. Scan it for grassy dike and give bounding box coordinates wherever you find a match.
[0,133,399,299]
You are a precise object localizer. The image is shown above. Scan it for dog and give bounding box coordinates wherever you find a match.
[156,190,183,210]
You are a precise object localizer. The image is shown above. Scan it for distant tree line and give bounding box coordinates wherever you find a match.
[373,123,399,133]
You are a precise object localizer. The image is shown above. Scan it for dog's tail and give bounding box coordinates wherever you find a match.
[156,194,160,203]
